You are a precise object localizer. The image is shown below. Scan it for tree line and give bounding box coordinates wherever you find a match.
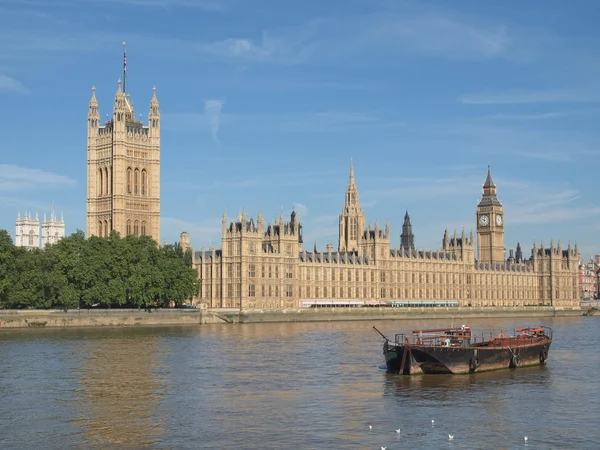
[0,229,199,310]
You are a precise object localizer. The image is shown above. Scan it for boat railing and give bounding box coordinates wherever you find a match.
[394,326,552,347]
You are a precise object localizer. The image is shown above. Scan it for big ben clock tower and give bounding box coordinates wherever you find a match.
[476,165,504,264]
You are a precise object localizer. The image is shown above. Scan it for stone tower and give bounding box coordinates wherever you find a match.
[476,165,504,263]
[338,160,366,253]
[41,203,65,247]
[15,211,40,249]
[86,63,160,242]
[400,210,415,251]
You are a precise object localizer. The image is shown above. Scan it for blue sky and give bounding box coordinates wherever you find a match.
[1,0,599,259]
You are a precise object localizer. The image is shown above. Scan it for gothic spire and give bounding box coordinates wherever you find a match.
[483,163,495,188]
[151,86,159,105]
[349,158,355,186]
[401,209,415,251]
[90,86,97,105]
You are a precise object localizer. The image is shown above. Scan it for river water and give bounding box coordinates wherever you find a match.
[0,316,598,449]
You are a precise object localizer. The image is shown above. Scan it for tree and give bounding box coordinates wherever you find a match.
[0,229,200,310]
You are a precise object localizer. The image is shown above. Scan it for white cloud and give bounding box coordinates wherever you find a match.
[0,0,226,11]
[200,23,318,64]
[487,112,575,120]
[370,14,510,59]
[292,202,308,220]
[161,216,221,248]
[204,99,224,145]
[0,164,76,191]
[301,214,339,247]
[504,186,600,225]
[0,75,29,94]
[99,0,227,10]
[460,89,600,104]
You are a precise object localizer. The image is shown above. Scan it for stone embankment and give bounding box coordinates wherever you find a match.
[0,306,583,329]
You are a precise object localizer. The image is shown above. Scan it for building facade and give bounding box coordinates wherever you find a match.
[15,208,65,249]
[86,76,161,242]
[579,258,599,300]
[191,163,580,310]
[15,212,40,249]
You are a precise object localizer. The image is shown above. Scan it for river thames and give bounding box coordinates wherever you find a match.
[0,316,598,449]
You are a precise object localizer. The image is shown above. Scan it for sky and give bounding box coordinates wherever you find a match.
[0,0,599,259]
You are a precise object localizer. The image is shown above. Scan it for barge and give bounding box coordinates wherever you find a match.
[376,325,552,375]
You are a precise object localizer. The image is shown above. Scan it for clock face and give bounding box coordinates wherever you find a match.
[479,215,489,226]
[496,215,503,226]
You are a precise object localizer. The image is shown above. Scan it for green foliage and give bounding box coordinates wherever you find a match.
[0,229,198,310]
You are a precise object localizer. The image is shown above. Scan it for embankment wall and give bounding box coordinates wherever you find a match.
[0,306,582,329]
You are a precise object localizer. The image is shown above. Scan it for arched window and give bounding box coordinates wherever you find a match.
[127,168,132,194]
[134,169,139,195]
[134,220,139,236]
[104,167,109,196]
[141,170,146,196]
[141,221,146,236]
[29,230,34,246]
[99,168,103,196]
[98,221,103,237]
[104,220,108,237]
[126,220,131,236]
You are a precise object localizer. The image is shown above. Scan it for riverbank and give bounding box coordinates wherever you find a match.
[0,306,583,328]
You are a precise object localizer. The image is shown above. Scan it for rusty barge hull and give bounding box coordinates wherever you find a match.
[384,340,551,375]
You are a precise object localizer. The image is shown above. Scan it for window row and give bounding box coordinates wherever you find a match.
[98,220,112,237]
[247,284,294,298]
[97,167,112,197]
[126,220,147,237]
[126,168,148,196]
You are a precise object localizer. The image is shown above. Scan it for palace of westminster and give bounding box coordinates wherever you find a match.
[81,62,581,311]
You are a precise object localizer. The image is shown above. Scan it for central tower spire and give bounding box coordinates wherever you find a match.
[339,159,365,253]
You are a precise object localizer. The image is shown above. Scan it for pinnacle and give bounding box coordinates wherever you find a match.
[90,86,98,103]
[483,164,495,188]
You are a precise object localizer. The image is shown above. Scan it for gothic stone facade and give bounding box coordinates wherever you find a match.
[86,81,160,242]
[15,209,65,249]
[190,164,580,310]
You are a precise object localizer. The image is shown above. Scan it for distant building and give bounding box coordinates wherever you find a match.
[579,258,598,301]
[15,211,40,249]
[15,207,65,249]
[41,207,66,247]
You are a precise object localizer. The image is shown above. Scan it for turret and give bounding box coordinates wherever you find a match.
[401,210,415,251]
[88,86,99,134]
[149,86,160,140]
[257,210,264,233]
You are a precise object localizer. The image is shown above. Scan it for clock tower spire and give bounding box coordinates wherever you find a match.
[476,164,504,264]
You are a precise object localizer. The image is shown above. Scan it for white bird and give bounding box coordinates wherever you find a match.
[396,428,401,434]
[524,436,528,442]
[431,419,435,425]
[449,434,454,440]
[381,447,387,450]
[369,425,372,430]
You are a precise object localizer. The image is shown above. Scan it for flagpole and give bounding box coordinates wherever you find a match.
[122,41,127,93]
